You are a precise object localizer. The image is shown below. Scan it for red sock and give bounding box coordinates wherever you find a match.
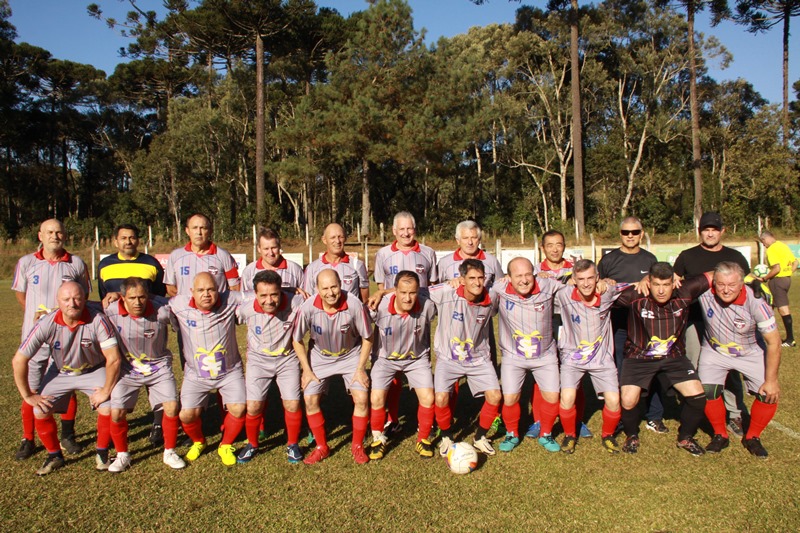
[417,405,434,441]
[110,418,129,453]
[62,393,78,421]
[746,400,778,440]
[307,411,328,449]
[449,382,459,417]
[162,414,179,449]
[370,407,386,434]
[245,414,262,447]
[387,377,401,424]
[479,402,500,431]
[560,405,577,437]
[601,406,621,437]
[96,413,111,450]
[704,397,729,437]
[532,383,542,422]
[352,415,368,448]
[182,418,205,443]
[21,401,35,441]
[216,392,226,429]
[502,402,521,436]
[435,404,452,431]
[284,409,302,445]
[576,387,586,422]
[259,399,267,432]
[34,416,60,453]
[540,399,559,436]
[221,413,245,445]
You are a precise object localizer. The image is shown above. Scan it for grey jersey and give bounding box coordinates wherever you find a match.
[302,255,369,298]
[698,286,777,357]
[293,292,373,358]
[491,278,560,361]
[237,291,304,359]
[240,257,305,291]
[428,283,498,367]
[437,249,503,288]
[163,243,241,295]
[104,296,173,377]
[372,291,436,360]
[556,286,625,368]
[374,241,438,288]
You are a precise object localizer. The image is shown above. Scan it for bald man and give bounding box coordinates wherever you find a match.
[12,281,121,475]
[11,219,90,460]
[303,224,370,303]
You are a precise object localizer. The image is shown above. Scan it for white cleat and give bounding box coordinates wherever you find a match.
[473,436,496,456]
[438,436,454,457]
[163,449,186,470]
[108,452,132,473]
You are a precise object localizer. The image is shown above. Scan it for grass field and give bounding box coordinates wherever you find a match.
[1,279,799,532]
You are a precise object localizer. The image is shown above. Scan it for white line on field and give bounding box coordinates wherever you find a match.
[769,420,800,440]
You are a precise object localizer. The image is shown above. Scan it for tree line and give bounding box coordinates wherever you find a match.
[0,0,797,244]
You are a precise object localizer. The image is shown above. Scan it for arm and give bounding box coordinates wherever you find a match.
[165,284,178,297]
[90,345,122,409]
[759,329,781,404]
[764,264,781,281]
[352,335,373,389]
[292,339,319,389]
[360,287,370,304]
[12,351,53,411]
[14,290,25,311]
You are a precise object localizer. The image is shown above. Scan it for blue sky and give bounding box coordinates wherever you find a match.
[7,0,799,105]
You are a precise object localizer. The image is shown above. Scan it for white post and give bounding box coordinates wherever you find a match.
[252,224,257,262]
[645,232,652,250]
[95,226,99,250]
[364,240,369,271]
[520,221,524,244]
[574,219,579,242]
[590,233,596,263]
[148,225,153,248]
[495,239,501,259]
[305,224,309,246]
[144,244,149,254]
[357,223,361,243]
[380,223,385,244]
[534,235,539,264]
[308,241,313,266]
[91,246,96,280]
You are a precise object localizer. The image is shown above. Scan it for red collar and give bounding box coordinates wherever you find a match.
[54,308,91,331]
[388,294,421,315]
[504,280,540,298]
[256,257,288,270]
[183,242,218,255]
[570,287,601,307]
[312,293,349,314]
[34,249,71,263]
[540,259,573,271]
[321,253,349,265]
[254,292,288,314]
[711,285,747,306]
[189,296,221,313]
[456,285,491,306]
[118,299,155,318]
[391,241,421,253]
[454,248,486,261]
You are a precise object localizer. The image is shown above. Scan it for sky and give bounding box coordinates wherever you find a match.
[7,0,799,105]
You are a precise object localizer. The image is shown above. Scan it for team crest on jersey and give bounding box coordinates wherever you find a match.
[283,322,292,331]
[413,325,422,334]
[599,313,608,321]
[340,324,351,333]
[533,302,545,312]
[281,281,290,287]
[143,329,156,339]
[80,339,93,347]
[61,275,73,282]
[672,309,683,317]
[640,309,655,319]
[733,318,747,330]
[342,274,357,285]
[208,267,220,275]
[476,314,487,324]
[415,264,426,274]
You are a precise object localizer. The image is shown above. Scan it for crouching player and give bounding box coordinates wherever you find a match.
[699,262,781,458]
[236,270,306,464]
[368,271,437,459]
[556,260,623,454]
[104,277,185,471]
[11,281,121,475]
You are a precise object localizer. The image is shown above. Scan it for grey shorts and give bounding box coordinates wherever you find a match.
[698,347,764,394]
[500,353,559,395]
[561,363,619,395]
[434,357,500,397]
[110,365,178,411]
[181,365,246,409]
[246,356,302,402]
[37,365,109,415]
[768,276,791,308]
[27,346,52,391]
[370,357,433,391]
[304,352,367,396]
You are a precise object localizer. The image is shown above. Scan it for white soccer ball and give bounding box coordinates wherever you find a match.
[446,442,478,475]
[753,264,769,278]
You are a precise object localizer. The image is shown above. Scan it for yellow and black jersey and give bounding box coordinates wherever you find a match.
[97,253,166,298]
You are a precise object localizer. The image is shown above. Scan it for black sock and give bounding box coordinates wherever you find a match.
[60,419,75,440]
[678,393,707,441]
[153,410,164,426]
[621,404,641,437]
[782,314,793,342]
[474,427,487,440]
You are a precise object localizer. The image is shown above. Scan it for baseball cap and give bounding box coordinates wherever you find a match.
[699,212,723,230]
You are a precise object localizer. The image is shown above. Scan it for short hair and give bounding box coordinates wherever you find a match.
[316,268,341,287]
[113,224,140,239]
[258,227,281,245]
[649,262,674,281]
[714,261,745,281]
[458,258,485,278]
[393,211,416,229]
[572,259,596,275]
[394,270,420,288]
[620,216,643,230]
[541,230,565,244]
[185,213,212,229]
[455,220,482,241]
[253,270,282,290]
[120,276,151,295]
[759,230,775,240]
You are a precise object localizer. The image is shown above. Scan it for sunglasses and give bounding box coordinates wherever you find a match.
[620,229,642,236]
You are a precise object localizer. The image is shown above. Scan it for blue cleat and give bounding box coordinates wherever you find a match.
[236,443,257,464]
[499,432,520,452]
[525,421,541,439]
[538,434,560,453]
[286,443,303,464]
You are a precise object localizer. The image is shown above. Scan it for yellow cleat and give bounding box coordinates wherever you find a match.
[185,441,206,463]
[217,444,236,466]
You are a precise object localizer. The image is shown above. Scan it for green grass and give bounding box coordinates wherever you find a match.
[1,281,799,532]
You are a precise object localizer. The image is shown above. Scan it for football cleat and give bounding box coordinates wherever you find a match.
[560,435,577,454]
[352,444,370,464]
[108,452,132,473]
[163,449,186,469]
[705,434,730,454]
[438,436,454,457]
[15,438,35,461]
[676,437,705,457]
[645,419,669,434]
[303,445,329,465]
[473,436,495,456]
[383,420,401,437]
[622,435,640,454]
[415,439,434,458]
[742,437,768,458]
[601,435,621,454]
[60,435,83,455]
[781,340,796,348]
[236,443,257,464]
[286,444,303,464]
[368,435,387,461]
[538,434,560,453]
[218,444,237,466]
[525,421,541,439]
[185,441,207,463]
[727,417,744,438]
[498,432,520,453]
[490,415,505,436]
[95,450,111,471]
[36,454,65,476]
[149,424,164,446]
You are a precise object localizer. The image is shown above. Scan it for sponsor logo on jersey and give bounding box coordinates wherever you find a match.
[143,329,156,339]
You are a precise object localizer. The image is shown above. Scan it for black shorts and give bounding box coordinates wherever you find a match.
[620,357,699,393]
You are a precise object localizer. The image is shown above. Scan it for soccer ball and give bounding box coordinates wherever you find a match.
[753,264,769,278]
[446,442,478,475]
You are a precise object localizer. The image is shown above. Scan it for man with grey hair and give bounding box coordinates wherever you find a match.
[758,230,797,347]
[437,220,503,287]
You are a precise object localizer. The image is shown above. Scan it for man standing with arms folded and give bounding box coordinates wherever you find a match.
[673,212,750,437]
[12,219,89,460]
[758,230,797,347]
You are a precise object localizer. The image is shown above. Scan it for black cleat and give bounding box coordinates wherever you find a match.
[149,425,164,446]
[36,454,65,476]
[645,419,669,434]
[676,437,705,456]
[15,438,35,461]
[705,434,730,454]
[622,435,640,454]
[60,435,83,455]
[742,436,768,459]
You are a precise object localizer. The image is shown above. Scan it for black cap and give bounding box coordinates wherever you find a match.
[699,212,723,230]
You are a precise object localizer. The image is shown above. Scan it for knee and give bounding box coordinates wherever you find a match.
[370,391,386,409]
[97,407,111,416]
[503,393,521,406]
[227,403,246,418]
[684,392,706,410]
[282,400,300,413]
[179,409,198,423]
[416,389,434,408]
[246,401,263,416]
[541,391,559,404]
[111,409,126,422]
[162,401,179,417]
[485,390,502,405]
[434,392,450,408]
[304,395,320,413]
